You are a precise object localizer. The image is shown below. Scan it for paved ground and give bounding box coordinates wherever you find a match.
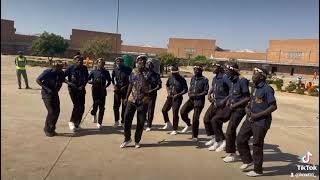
[1,55,319,180]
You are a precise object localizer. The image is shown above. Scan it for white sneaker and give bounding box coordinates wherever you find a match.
[68,122,75,131]
[191,138,198,141]
[205,137,216,146]
[240,163,253,170]
[135,143,141,148]
[246,170,262,177]
[146,127,151,132]
[96,123,102,129]
[223,153,238,163]
[113,121,119,128]
[208,141,220,151]
[120,139,132,148]
[161,122,172,130]
[93,115,97,123]
[170,130,178,135]
[181,125,191,133]
[215,140,226,152]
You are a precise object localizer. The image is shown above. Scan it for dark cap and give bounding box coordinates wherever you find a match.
[170,64,179,73]
[74,55,84,61]
[115,57,123,61]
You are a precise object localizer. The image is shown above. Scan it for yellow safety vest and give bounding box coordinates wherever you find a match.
[15,56,27,70]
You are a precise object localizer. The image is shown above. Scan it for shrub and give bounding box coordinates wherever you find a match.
[296,88,305,95]
[273,78,284,91]
[266,79,274,84]
[285,83,296,93]
[308,85,319,96]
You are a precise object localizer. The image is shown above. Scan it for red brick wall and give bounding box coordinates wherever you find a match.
[267,39,319,65]
[168,38,216,58]
[1,19,15,42]
[214,51,266,60]
[70,29,121,53]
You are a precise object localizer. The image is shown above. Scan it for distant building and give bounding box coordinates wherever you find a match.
[70,29,122,54]
[267,39,319,66]
[1,19,38,54]
[167,38,216,59]
[121,44,167,56]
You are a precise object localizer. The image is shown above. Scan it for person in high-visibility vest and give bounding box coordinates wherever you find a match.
[15,51,30,89]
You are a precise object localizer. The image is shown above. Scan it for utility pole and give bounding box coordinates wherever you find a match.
[116,0,119,34]
[115,0,120,56]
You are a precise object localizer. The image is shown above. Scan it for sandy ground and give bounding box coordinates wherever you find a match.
[1,55,319,180]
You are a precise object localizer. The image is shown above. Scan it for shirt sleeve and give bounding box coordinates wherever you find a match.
[266,86,276,104]
[166,78,170,87]
[189,77,193,92]
[84,67,89,85]
[204,78,209,92]
[157,74,162,86]
[37,69,48,82]
[182,78,188,91]
[64,65,71,77]
[129,72,134,83]
[240,78,250,95]
[106,70,112,83]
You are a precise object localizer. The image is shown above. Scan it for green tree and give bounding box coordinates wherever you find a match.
[194,55,207,61]
[31,32,68,66]
[157,52,178,74]
[81,38,112,68]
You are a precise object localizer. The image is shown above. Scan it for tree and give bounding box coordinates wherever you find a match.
[31,32,68,66]
[194,55,207,61]
[81,38,112,68]
[157,52,178,74]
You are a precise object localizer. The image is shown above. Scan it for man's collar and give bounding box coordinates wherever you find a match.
[255,81,266,88]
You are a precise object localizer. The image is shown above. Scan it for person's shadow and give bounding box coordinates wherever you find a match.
[56,126,123,137]
[243,143,319,177]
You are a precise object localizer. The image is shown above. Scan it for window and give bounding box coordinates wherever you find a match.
[184,48,195,54]
[287,51,303,59]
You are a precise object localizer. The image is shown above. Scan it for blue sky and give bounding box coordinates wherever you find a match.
[1,0,319,51]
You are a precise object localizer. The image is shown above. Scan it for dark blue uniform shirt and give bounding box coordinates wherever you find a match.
[37,69,65,99]
[230,76,250,105]
[64,64,89,88]
[189,75,209,107]
[166,74,188,96]
[251,82,276,129]
[111,65,132,88]
[210,73,231,105]
[88,68,112,88]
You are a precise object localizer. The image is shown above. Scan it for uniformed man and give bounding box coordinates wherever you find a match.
[161,64,188,135]
[64,55,89,132]
[36,60,65,137]
[180,65,209,141]
[236,67,277,177]
[203,62,231,148]
[145,59,162,131]
[219,61,250,162]
[88,58,112,129]
[120,55,149,148]
[15,51,31,89]
[112,57,132,127]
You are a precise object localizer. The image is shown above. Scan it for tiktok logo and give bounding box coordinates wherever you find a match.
[301,151,312,163]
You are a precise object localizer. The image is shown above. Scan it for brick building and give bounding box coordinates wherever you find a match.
[1,19,38,54]
[168,38,216,59]
[121,44,167,56]
[70,29,121,54]
[267,39,319,65]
